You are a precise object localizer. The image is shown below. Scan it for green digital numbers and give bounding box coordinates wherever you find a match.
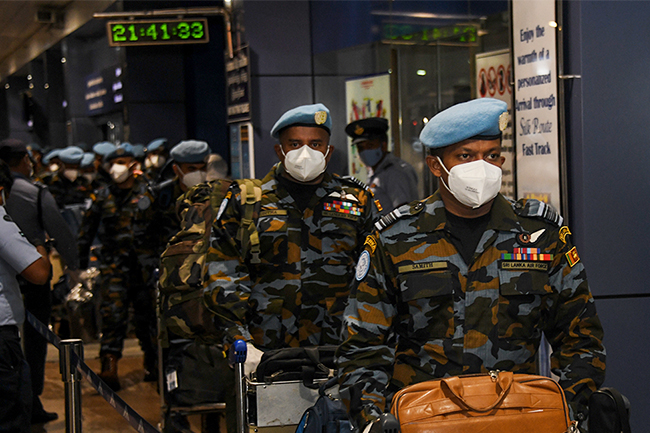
[107,19,209,46]
[112,24,126,42]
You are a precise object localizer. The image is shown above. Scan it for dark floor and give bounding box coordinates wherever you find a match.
[35,338,212,433]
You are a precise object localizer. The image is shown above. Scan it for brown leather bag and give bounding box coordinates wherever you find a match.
[390,371,578,433]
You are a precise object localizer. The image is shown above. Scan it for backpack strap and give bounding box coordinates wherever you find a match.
[236,179,263,264]
[606,388,631,433]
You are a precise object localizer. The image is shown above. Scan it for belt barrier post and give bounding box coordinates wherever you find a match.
[60,339,84,433]
[233,340,248,433]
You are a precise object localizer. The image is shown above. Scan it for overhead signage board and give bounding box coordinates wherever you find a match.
[85,65,124,116]
[226,47,252,123]
[512,0,562,211]
[107,18,209,47]
[476,49,515,200]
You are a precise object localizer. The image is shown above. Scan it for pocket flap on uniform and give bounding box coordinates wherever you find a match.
[399,265,452,301]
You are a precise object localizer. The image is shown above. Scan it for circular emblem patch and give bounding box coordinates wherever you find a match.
[314,111,328,125]
[137,196,151,210]
[355,250,371,281]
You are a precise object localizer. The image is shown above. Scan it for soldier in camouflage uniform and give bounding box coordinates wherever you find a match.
[337,98,606,432]
[38,146,92,235]
[204,103,381,358]
[78,143,159,391]
[91,141,117,188]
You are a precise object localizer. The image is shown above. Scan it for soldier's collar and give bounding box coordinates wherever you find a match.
[430,192,523,234]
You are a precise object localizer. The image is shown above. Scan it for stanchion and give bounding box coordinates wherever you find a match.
[233,340,248,433]
[60,339,84,433]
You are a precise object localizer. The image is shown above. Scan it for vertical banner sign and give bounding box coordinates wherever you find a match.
[512,0,561,211]
[229,122,255,179]
[226,46,251,123]
[345,74,391,183]
[476,49,515,200]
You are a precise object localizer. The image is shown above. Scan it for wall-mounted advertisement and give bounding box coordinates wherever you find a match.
[476,49,515,200]
[512,0,562,212]
[345,73,391,183]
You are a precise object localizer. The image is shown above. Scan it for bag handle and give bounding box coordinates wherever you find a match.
[441,371,513,412]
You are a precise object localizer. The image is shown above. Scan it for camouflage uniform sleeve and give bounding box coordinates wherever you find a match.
[77,190,103,269]
[203,185,252,346]
[337,232,398,430]
[544,226,606,421]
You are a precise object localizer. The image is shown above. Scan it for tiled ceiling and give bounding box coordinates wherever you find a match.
[0,0,115,80]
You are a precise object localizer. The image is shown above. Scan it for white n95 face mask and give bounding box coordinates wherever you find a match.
[62,169,80,182]
[109,163,131,184]
[145,154,166,169]
[437,157,502,209]
[179,168,207,189]
[282,145,329,182]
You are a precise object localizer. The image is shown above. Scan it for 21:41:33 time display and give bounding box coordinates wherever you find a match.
[107,18,210,46]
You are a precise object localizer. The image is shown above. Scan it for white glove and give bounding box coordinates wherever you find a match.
[244,342,264,376]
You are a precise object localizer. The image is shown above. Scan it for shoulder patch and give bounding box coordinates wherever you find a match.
[559,226,571,244]
[513,199,563,227]
[355,250,371,281]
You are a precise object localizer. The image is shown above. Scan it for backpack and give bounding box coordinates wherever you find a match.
[255,346,337,387]
[588,387,631,433]
[158,178,262,345]
[295,377,352,433]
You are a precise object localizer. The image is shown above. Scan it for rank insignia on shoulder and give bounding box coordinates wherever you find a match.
[375,208,402,231]
[559,226,571,244]
[514,199,563,227]
[565,246,580,267]
[374,199,383,212]
[340,175,370,191]
[216,195,230,220]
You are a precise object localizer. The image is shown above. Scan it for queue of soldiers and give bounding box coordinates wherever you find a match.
[0,98,605,433]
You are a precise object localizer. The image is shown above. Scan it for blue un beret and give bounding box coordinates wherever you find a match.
[92,141,116,157]
[132,144,145,158]
[105,143,135,162]
[419,98,509,149]
[146,138,168,153]
[59,146,85,165]
[80,152,95,169]
[270,103,331,139]
[170,140,210,164]
[43,149,61,164]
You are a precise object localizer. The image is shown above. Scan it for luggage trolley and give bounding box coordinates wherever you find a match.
[232,341,339,433]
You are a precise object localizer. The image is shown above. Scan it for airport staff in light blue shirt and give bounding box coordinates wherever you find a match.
[0,159,50,433]
[345,117,419,215]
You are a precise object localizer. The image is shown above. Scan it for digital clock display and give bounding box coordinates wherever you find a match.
[107,19,209,47]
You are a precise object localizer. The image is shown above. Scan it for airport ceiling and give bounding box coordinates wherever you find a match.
[0,1,115,81]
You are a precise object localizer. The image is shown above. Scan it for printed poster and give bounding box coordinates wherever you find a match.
[345,73,391,183]
[512,0,562,211]
[476,49,515,200]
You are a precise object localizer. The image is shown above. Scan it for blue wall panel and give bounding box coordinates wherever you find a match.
[251,76,313,176]
[575,1,650,297]
[593,297,649,432]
